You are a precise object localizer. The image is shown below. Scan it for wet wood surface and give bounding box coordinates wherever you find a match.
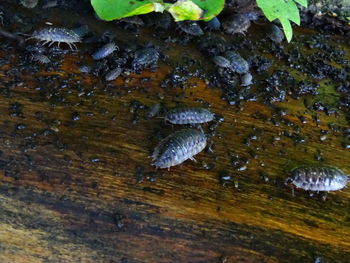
[0,2,350,263]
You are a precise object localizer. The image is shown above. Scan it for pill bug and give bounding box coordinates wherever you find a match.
[224,51,249,74]
[206,17,221,30]
[105,67,122,81]
[222,14,251,35]
[92,42,118,60]
[165,107,215,125]
[212,56,231,69]
[286,166,349,192]
[27,27,81,49]
[241,72,253,86]
[177,21,203,36]
[267,24,284,43]
[132,47,159,70]
[79,65,91,73]
[152,129,207,169]
[147,103,161,119]
[31,53,50,64]
[20,0,38,8]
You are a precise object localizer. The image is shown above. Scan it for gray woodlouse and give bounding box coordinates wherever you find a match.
[177,21,204,36]
[212,56,231,69]
[286,166,349,192]
[147,103,161,119]
[165,107,215,125]
[105,67,122,81]
[132,47,159,70]
[31,53,50,64]
[241,72,253,86]
[28,27,81,49]
[224,51,249,74]
[152,129,207,169]
[92,42,118,60]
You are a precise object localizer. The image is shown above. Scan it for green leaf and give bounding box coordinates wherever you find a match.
[280,18,293,42]
[191,0,225,20]
[168,0,204,21]
[91,0,155,21]
[293,0,308,8]
[257,0,306,42]
[256,0,280,21]
[154,3,170,13]
[285,0,300,25]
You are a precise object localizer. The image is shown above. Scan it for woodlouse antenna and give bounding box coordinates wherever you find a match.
[25,36,34,41]
[284,177,295,196]
[284,177,293,186]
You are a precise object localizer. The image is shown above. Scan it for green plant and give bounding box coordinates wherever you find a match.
[90,0,307,42]
[256,0,308,42]
[91,0,225,22]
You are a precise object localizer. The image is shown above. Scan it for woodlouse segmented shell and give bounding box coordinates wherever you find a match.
[32,27,81,43]
[288,166,348,192]
[165,107,215,125]
[105,67,122,81]
[177,21,203,36]
[222,14,251,35]
[31,53,50,64]
[212,56,231,68]
[92,42,118,60]
[132,48,159,69]
[224,51,249,74]
[152,129,207,169]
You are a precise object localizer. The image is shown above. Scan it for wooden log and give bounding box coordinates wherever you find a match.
[0,1,349,262]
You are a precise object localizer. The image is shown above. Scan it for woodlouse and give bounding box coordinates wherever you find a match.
[212,56,231,69]
[92,42,118,60]
[206,17,221,30]
[132,47,159,70]
[20,0,38,8]
[147,103,161,119]
[28,27,81,49]
[241,72,253,86]
[177,21,203,36]
[287,166,348,192]
[224,51,249,74]
[165,107,215,125]
[267,24,284,43]
[105,67,122,81]
[31,53,50,64]
[152,129,207,169]
[222,14,251,35]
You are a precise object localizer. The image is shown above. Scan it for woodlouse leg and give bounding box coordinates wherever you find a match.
[25,36,35,42]
[198,125,204,133]
[58,42,61,48]
[206,141,214,153]
[72,43,78,50]
[41,40,49,46]
[189,157,197,162]
[48,41,55,47]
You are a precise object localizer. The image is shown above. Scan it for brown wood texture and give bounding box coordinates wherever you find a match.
[0,2,350,263]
